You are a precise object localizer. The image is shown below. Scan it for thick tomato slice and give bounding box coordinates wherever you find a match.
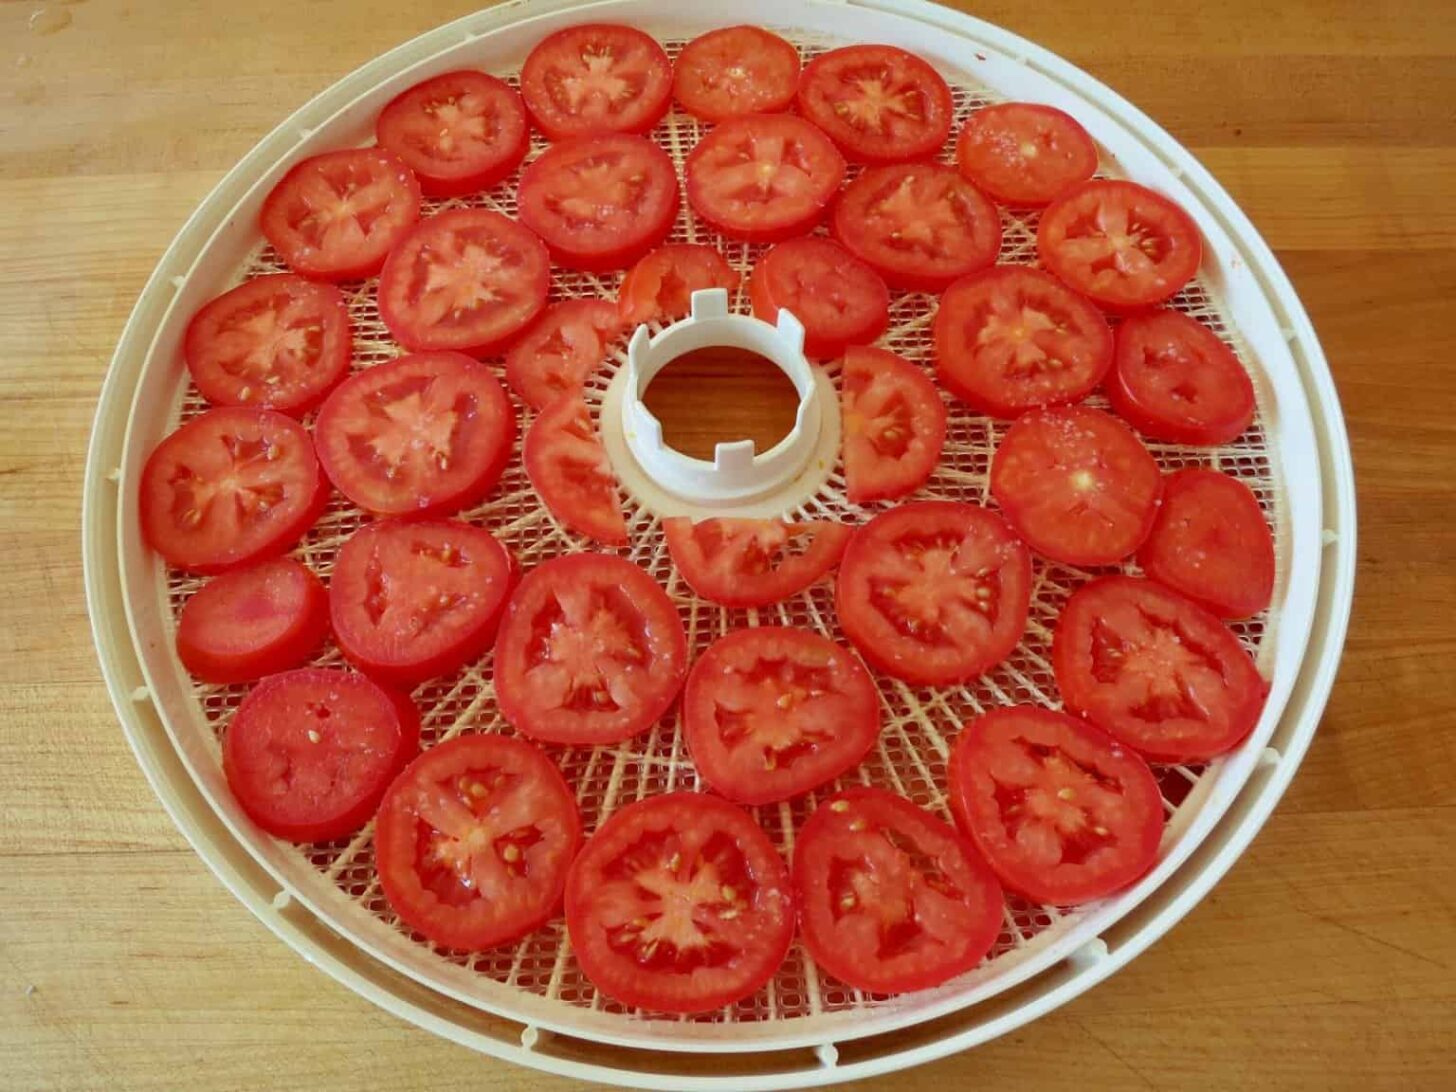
[796,45,953,164]
[517,135,679,271]
[672,26,801,123]
[933,265,1113,419]
[749,238,889,360]
[223,668,419,843]
[618,244,739,328]
[519,23,672,141]
[1054,575,1267,762]
[260,148,421,281]
[836,501,1031,686]
[140,407,327,573]
[1108,309,1256,445]
[794,788,1003,994]
[314,351,515,517]
[524,393,628,546]
[504,300,622,411]
[183,274,351,416]
[833,163,1002,292]
[376,734,580,951]
[494,553,688,746]
[685,114,844,243]
[330,518,515,685]
[955,103,1098,207]
[378,209,550,356]
[176,557,327,684]
[840,346,946,504]
[375,70,528,198]
[565,792,794,1013]
[1038,180,1202,312]
[684,627,880,805]
[991,406,1162,566]
[663,518,851,609]
[1138,469,1274,619]
[948,706,1163,906]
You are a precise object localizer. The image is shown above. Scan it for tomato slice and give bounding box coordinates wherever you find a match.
[1137,469,1274,619]
[1038,180,1202,312]
[176,557,327,684]
[565,792,793,1013]
[796,45,953,164]
[749,238,889,360]
[223,668,419,843]
[376,734,580,951]
[524,393,628,547]
[684,627,880,805]
[948,705,1163,905]
[836,501,1031,686]
[933,265,1113,418]
[840,346,946,504]
[519,24,673,141]
[833,163,1002,291]
[377,209,550,356]
[330,518,515,685]
[140,407,327,574]
[259,148,421,281]
[794,788,1003,994]
[672,26,801,123]
[375,70,529,198]
[313,351,515,517]
[183,274,351,416]
[516,135,679,271]
[494,553,688,746]
[504,300,622,411]
[663,518,850,609]
[685,114,844,243]
[955,103,1098,207]
[1108,309,1256,445]
[617,244,739,328]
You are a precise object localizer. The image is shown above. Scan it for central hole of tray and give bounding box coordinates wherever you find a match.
[642,345,799,461]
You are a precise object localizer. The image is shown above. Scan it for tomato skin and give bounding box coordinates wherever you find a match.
[673,26,801,123]
[796,45,953,164]
[524,393,629,547]
[504,300,621,412]
[520,24,673,141]
[617,244,739,328]
[749,238,889,360]
[663,518,851,609]
[955,103,1098,207]
[176,557,328,684]
[839,346,946,504]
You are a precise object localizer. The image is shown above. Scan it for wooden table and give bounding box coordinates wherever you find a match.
[2,1,1452,1088]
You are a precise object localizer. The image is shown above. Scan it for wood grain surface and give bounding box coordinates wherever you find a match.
[2,1,1453,1089]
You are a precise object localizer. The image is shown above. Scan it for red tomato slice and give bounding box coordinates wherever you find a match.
[524,393,628,547]
[494,553,688,746]
[833,163,1002,291]
[840,346,946,504]
[1108,309,1256,445]
[796,45,953,164]
[685,114,844,243]
[176,557,327,684]
[749,238,889,359]
[663,518,851,609]
[330,519,515,685]
[617,244,739,328]
[259,148,421,281]
[504,300,622,411]
[1038,180,1202,312]
[933,265,1113,418]
[517,135,679,271]
[955,103,1098,207]
[794,788,1003,994]
[183,274,351,416]
[673,26,801,123]
[836,501,1031,686]
[223,668,419,843]
[1138,469,1274,619]
[314,351,515,517]
[140,407,327,573]
[1054,575,1266,762]
[376,734,580,951]
[565,792,793,1013]
[375,70,529,198]
[948,706,1163,905]
[684,627,880,805]
[378,209,550,356]
[520,24,672,141]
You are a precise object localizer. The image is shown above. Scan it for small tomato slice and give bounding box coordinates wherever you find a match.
[176,557,328,684]
[504,300,622,411]
[663,517,851,608]
[955,103,1098,207]
[797,45,953,164]
[749,238,889,360]
[520,24,673,141]
[673,26,801,123]
[618,244,739,328]
[524,393,628,547]
[840,346,946,504]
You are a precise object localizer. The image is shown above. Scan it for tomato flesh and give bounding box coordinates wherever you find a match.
[955,103,1098,207]
[176,557,327,684]
[520,24,673,141]
[840,346,946,504]
[504,299,621,411]
[618,244,739,328]
[524,393,629,547]
[797,45,953,164]
[749,238,889,360]
[663,517,851,608]
[673,26,801,123]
